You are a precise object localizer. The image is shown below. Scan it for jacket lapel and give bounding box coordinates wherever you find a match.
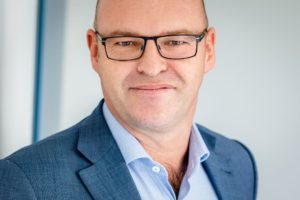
[200,130,246,200]
[77,102,141,200]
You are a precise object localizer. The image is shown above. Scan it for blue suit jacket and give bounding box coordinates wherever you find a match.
[0,101,257,199]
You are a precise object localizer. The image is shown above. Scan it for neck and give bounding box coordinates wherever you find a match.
[133,122,192,167]
[132,124,192,196]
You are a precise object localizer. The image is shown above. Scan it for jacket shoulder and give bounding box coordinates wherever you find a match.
[197,124,258,199]
[196,124,255,156]
[5,107,101,163]
[0,114,96,199]
[0,159,37,199]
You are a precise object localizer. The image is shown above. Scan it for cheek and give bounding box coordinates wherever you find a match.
[170,56,205,83]
[99,60,134,93]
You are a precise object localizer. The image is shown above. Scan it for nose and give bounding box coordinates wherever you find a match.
[137,40,167,77]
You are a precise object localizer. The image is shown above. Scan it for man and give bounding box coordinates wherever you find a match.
[0,0,257,199]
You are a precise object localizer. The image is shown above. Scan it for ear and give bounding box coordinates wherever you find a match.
[87,29,100,73]
[204,27,216,73]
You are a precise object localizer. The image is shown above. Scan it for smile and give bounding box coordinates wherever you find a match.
[129,84,176,96]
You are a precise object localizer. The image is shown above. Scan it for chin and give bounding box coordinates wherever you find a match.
[127,109,175,132]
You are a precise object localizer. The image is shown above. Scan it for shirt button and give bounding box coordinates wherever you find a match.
[152,166,161,173]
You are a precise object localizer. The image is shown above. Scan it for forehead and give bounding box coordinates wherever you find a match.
[97,0,206,36]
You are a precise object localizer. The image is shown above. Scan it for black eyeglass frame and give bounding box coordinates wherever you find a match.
[95,29,208,61]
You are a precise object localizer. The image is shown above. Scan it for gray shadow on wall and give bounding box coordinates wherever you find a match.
[35,0,66,140]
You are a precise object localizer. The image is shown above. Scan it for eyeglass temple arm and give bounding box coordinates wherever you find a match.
[196,29,208,42]
[94,30,106,45]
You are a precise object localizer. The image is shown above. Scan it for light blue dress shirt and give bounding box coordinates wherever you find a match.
[103,103,218,200]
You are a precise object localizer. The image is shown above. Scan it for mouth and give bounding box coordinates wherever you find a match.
[129,84,176,96]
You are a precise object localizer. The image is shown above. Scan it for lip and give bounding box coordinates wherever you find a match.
[130,84,175,90]
[129,84,176,96]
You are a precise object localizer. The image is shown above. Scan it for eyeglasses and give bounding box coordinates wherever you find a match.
[95,29,207,61]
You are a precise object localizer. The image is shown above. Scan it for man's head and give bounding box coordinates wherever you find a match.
[87,0,215,135]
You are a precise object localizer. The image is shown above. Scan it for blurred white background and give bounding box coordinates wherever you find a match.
[0,0,299,199]
[0,0,37,159]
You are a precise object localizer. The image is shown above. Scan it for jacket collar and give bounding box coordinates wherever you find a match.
[77,100,141,200]
[199,125,246,200]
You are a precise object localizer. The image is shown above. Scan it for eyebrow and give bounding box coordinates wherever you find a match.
[100,29,202,37]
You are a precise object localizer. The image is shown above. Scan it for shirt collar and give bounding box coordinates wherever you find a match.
[103,103,150,164]
[189,123,210,163]
[102,102,210,166]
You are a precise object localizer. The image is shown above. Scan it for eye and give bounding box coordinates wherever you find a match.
[115,41,136,47]
[165,40,188,46]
